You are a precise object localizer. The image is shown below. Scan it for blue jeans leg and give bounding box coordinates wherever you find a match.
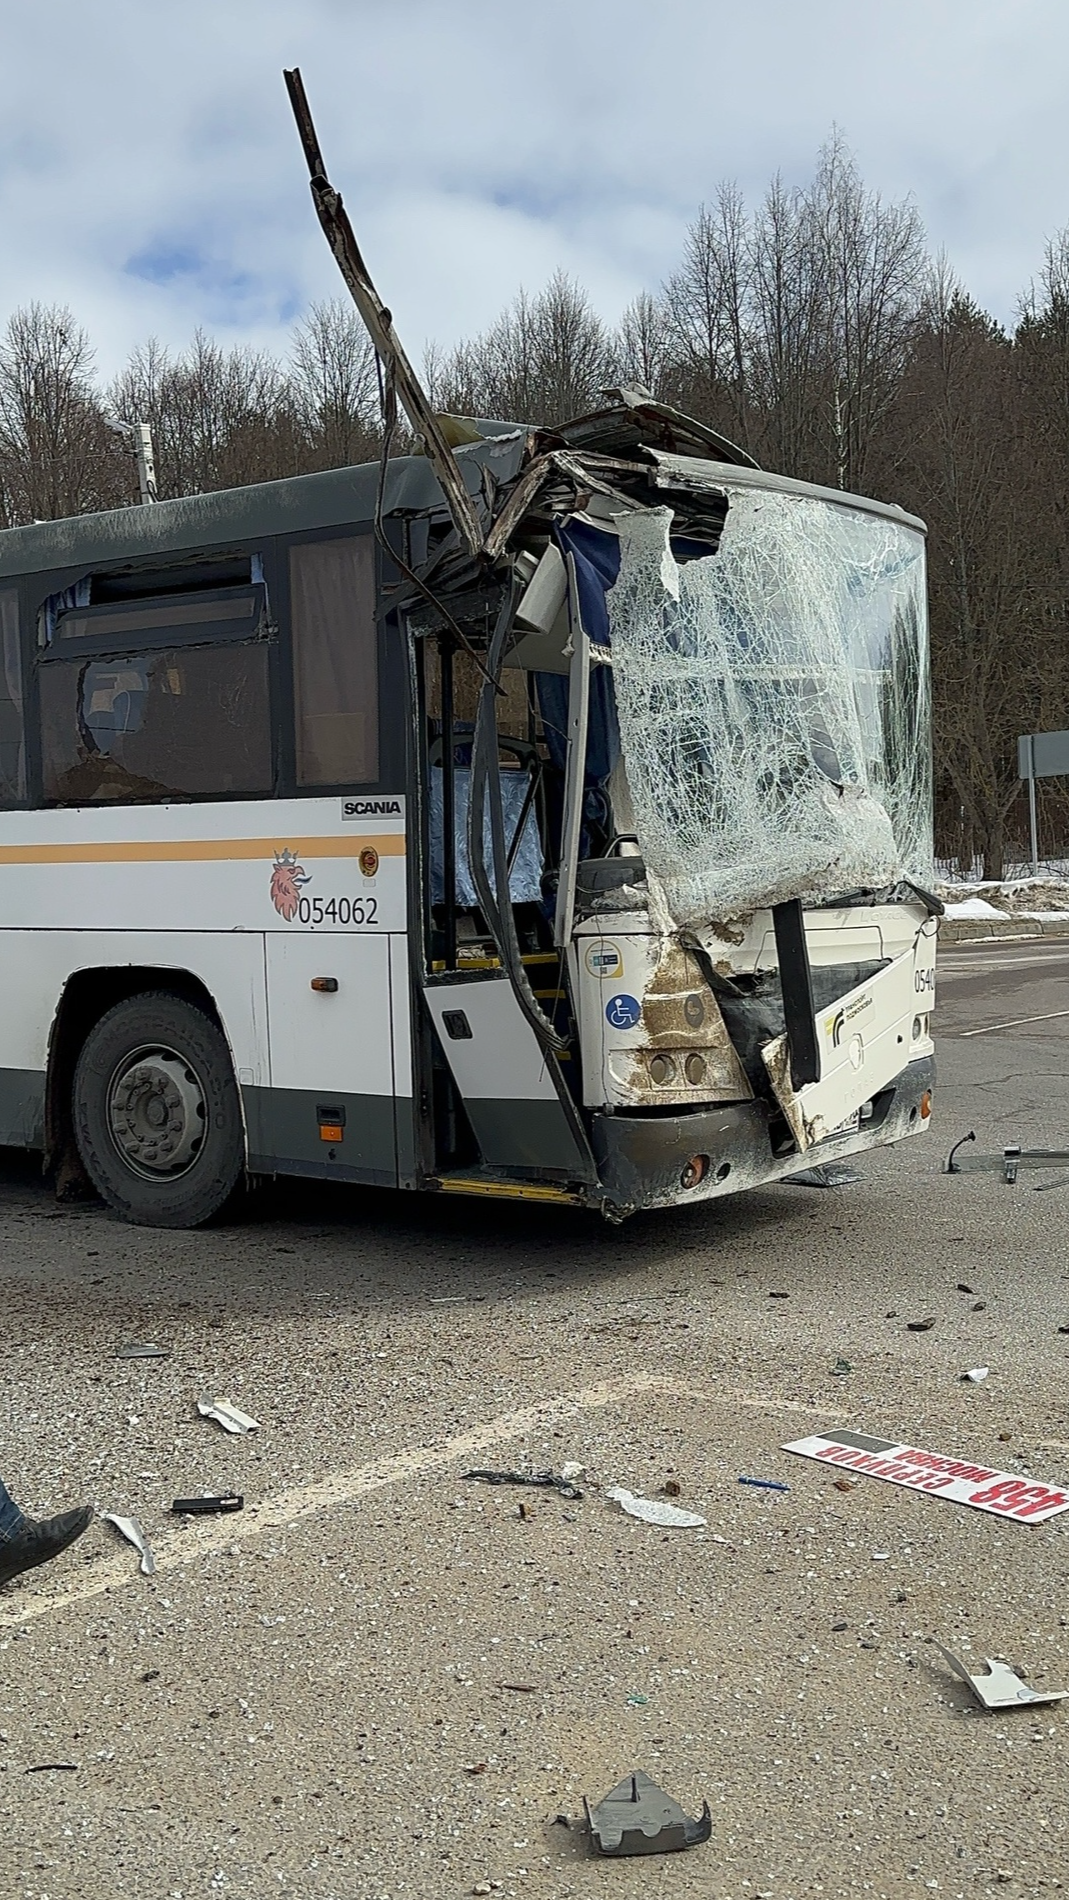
[0,1476,27,1541]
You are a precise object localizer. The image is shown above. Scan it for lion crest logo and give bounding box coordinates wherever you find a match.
[270,848,310,920]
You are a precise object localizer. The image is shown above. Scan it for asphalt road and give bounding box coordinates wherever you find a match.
[3,938,1069,1900]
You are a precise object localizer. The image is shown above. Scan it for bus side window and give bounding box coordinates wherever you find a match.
[39,645,273,804]
[289,536,378,787]
[0,589,24,805]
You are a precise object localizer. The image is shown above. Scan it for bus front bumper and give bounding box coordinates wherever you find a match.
[588,1054,935,1217]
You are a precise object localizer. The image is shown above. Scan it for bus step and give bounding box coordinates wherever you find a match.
[432,1172,582,1206]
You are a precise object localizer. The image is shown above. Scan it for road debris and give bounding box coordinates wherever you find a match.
[783,1427,1069,1522]
[961,1367,990,1383]
[171,1494,244,1515]
[462,1467,582,1499]
[934,1642,1069,1711]
[785,1160,864,1188]
[584,1770,712,1856]
[662,1478,681,1497]
[738,1476,790,1492]
[606,1486,706,1528]
[196,1398,260,1436]
[831,1357,853,1376]
[25,1762,77,1774]
[115,1343,170,1359]
[833,1477,858,1492]
[957,1283,975,1294]
[101,1513,155,1576]
[944,1131,1069,1186]
[560,1460,584,1484]
[907,1317,936,1331]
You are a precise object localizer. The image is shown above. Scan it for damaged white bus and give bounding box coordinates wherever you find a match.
[0,386,935,1227]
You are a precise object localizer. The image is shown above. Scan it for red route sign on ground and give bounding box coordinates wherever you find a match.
[782,1427,1069,1524]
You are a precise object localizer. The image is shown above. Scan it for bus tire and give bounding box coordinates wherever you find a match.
[72,991,245,1228]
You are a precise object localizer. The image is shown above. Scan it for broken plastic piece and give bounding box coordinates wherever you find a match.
[102,1512,155,1576]
[934,1642,1069,1711]
[738,1476,789,1492]
[584,1770,712,1856]
[1004,1144,1021,1185]
[461,1467,582,1499]
[115,1343,170,1359]
[786,1161,864,1189]
[170,1494,244,1515]
[196,1398,260,1435]
[606,1486,706,1528]
[961,1367,990,1384]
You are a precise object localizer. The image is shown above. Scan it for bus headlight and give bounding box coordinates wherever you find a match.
[649,1053,676,1085]
[684,1052,707,1086]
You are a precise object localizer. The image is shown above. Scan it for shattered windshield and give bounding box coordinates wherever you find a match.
[606,484,932,924]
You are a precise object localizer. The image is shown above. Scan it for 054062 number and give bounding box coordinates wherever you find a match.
[296,895,379,926]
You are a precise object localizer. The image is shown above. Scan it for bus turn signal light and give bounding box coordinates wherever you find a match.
[921,1090,932,1120]
[680,1154,709,1190]
[310,976,339,993]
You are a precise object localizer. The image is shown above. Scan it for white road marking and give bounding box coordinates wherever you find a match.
[0,1377,845,1629]
[961,1008,1069,1039]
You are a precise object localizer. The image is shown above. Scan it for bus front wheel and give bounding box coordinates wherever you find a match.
[73,991,245,1228]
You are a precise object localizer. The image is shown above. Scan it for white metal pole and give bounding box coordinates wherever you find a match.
[1029,737,1039,876]
[134,423,158,505]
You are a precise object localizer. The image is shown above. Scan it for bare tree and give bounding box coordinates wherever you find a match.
[290,299,380,469]
[612,289,674,399]
[0,303,127,524]
[433,271,611,425]
[110,332,298,498]
[892,269,1046,876]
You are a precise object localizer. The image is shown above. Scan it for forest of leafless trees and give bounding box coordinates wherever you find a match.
[1,137,1066,877]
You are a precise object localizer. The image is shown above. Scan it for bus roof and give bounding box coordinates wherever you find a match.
[0,441,515,581]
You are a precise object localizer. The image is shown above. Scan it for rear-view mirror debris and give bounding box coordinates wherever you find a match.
[944,1130,1069,1186]
[584,1771,712,1856]
[934,1642,1069,1711]
[115,1343,170,1360]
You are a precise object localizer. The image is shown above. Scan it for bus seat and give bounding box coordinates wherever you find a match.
[429,764,544,908]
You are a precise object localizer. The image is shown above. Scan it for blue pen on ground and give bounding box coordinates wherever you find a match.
[738,1476,790,1492]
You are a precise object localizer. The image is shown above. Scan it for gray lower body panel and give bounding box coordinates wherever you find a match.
[590,1055,936,1215]
[464,1096,592,1179]
[243,1086,400,1188]
[0,1068,45,1149]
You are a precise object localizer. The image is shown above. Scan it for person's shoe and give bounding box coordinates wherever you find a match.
[0,1506,93,1586]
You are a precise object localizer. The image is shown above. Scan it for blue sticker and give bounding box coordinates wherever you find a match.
[605,992,641,1031]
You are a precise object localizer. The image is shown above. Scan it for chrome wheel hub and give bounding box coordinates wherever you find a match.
[107,1046,206,1180]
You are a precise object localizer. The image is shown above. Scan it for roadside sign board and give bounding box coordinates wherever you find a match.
[1018,730,1069,780]
[782,1428,1069,1524]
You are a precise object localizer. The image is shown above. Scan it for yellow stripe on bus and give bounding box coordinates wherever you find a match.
[0,835,406,866]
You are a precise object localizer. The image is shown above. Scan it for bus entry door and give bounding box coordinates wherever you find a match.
[425,975,591,1180]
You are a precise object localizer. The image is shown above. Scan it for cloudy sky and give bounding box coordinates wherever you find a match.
[0,0,1065,376]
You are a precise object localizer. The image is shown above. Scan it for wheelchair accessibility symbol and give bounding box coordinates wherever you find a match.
[605,993,641,1031]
